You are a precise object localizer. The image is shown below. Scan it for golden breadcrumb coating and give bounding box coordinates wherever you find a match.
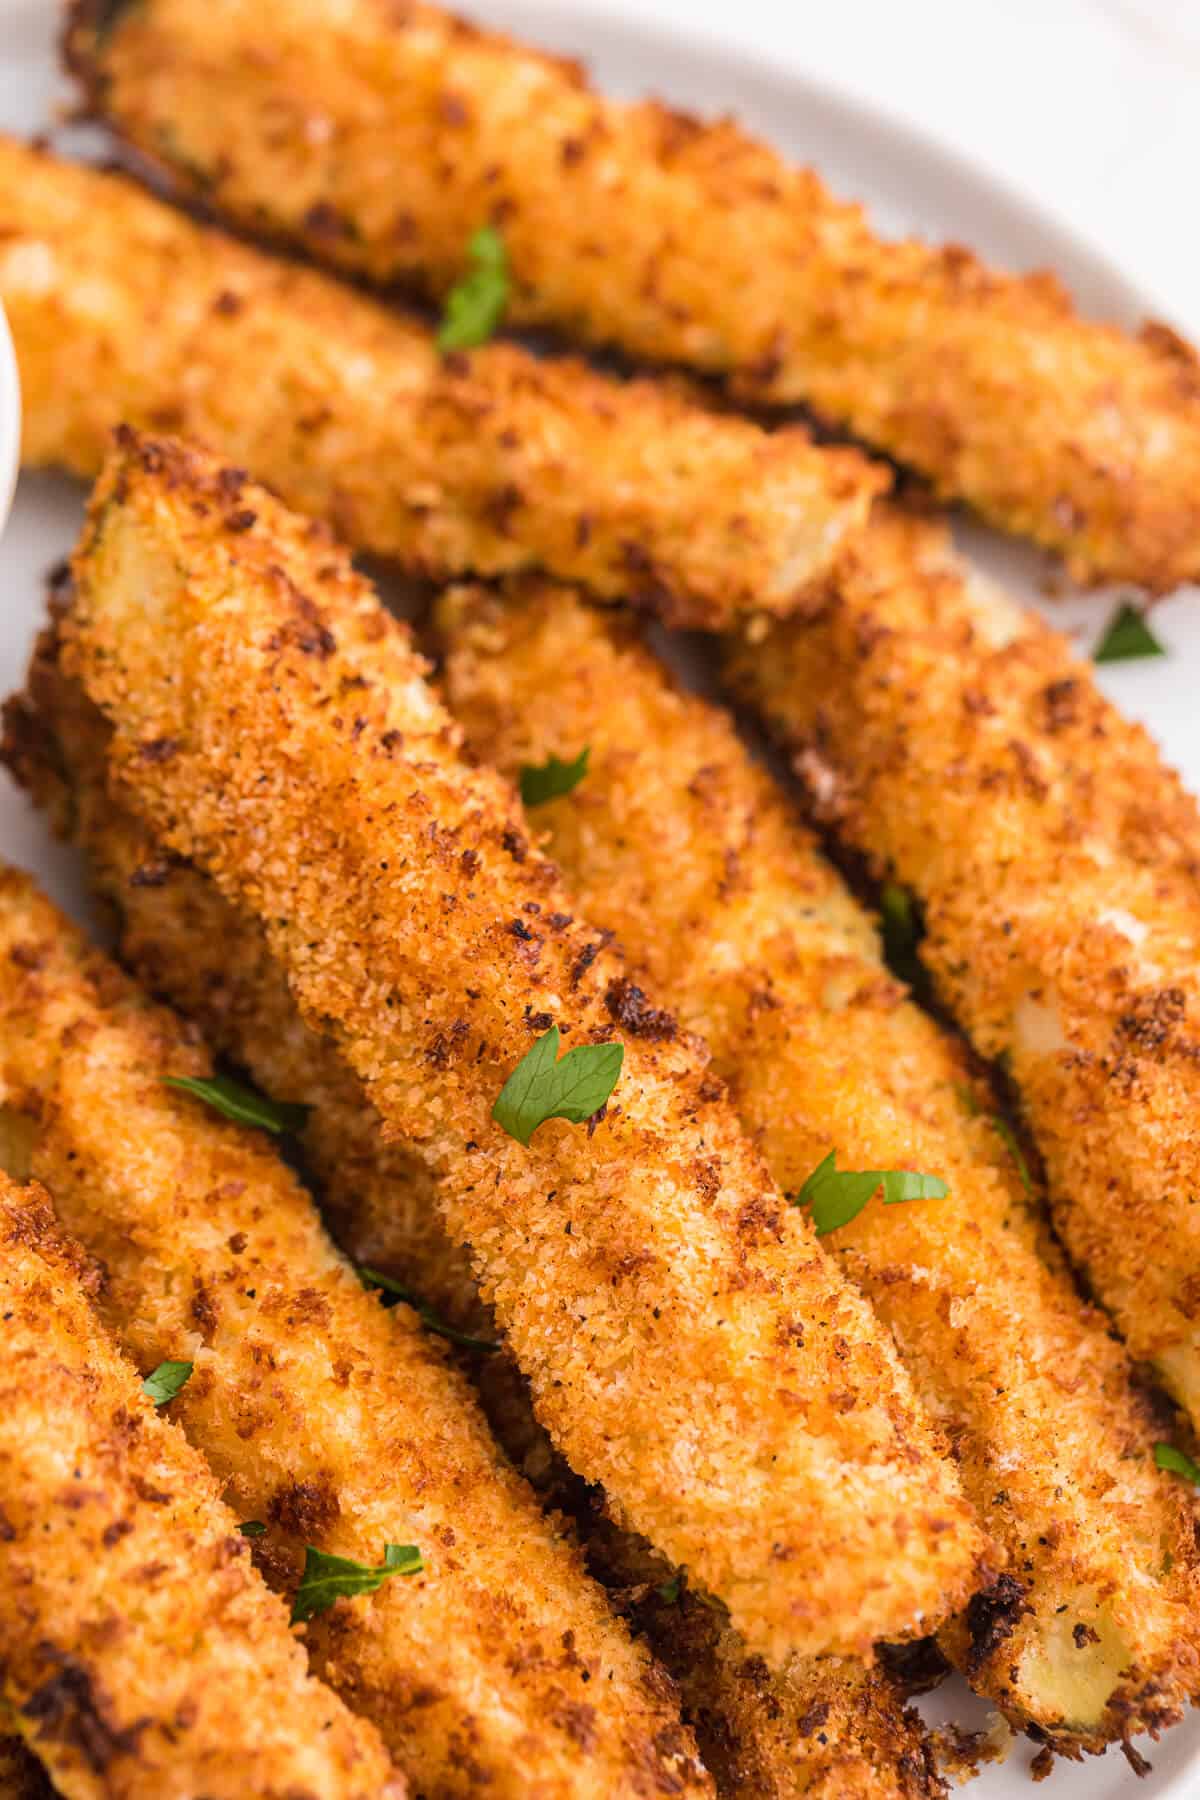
[7,616,947,1800]
[573,1513,947,1800]
[66,0,1200,591]
[437,579,1200,1755]
[60,427,989,1663]
[0,135,880,632]
[0,865,710,1800]
[727,504,1200,1437]
[5,589,482,1338]
[0,1173,402,1800]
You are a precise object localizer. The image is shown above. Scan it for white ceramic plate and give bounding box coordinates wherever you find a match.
[2,3,1198,1793]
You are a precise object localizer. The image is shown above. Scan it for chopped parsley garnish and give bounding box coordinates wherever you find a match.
[291,1543,423,1624]
[791,1150,948,1236]
[1155,1443,1200,1485]
[955,1084,1035,1195]
[142,1360,194,1406]
[492,1026,623,1146]
[164,1074,308,1135]
[360,1268,499,1354]
[238,1520,267,1537]
[990,1114,1035,1196]
[656,1574,682,1604]
[519,748,590,808]
[1094,601,1166,665]
[437,226,510,351]
[879,881,923,985]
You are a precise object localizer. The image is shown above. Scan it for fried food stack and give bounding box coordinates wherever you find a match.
[0,4,1199,1791]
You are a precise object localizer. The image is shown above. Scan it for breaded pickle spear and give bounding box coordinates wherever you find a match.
[726,505,1200,1437]
[0,135,880,632]
[66,0,1200,591]
[60,427,988,1664]
[0,864,711,1800]
[6,620,947,1800]
[437,579,1200,1756]
[0,1172,402,1800]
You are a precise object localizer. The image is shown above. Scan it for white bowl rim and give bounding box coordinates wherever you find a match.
[0,300,21,542]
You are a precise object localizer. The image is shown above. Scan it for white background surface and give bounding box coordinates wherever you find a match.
[1,0,1198,1793]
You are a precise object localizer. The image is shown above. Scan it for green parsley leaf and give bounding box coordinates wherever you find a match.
[955,1085,1035,1196]
[492,1026,623,1147]
[656,1574,682,1604]
[238,1520,267,1537]
[291,1543,423,1624]
[142,1360,194,1406]
[1155,1443,1200,1485]
[437,226,510,351]
[1094,601,1166,665]
[879,880,928,989]
[990,1114,1035,1196]
[519,748,590,808]
[164,1074,308,1135]
[360,1268,499,1354]
[791,1150,948,1236]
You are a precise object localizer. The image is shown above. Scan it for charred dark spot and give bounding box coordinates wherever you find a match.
[304,200,352,241]
[23,1655,148,1772]
[964,1574,1030,1678]
[1117,987,1187,1053]
[586,1103,609,1138]
[460,848,481,876]
[736,1193,783,1242]
[268,1475,341,1540]
[8,942,44,971]
[102,1518,134,1549]
[212,289,243,317]
[131,1473,171,1507]
[502,827,528,863]
[426,1019,470,1067]
[509,918,535,942]
[190,1280,218,1341]
[604,978,677,1041]
[484,484,523,533]
[1072,1621,1101,1648]
[215,466,247,502]
[1122,1741,1152,1778]
[878,1635,951,1696]
[570,942,601,989]
[138,737,179,763]
[1030,1746,1055,1781]
[225,508,257,533]
[795,1701,831,1736]
[552,1700,597,1752]
[287,1287,332,1328]
[1040,677,1081,732]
